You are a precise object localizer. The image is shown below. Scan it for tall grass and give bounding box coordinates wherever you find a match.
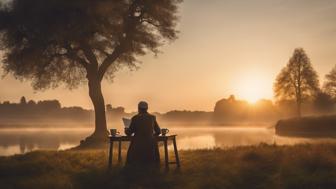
[1,144,336,189]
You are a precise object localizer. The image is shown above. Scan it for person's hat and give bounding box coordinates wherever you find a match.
[138,101,148,109]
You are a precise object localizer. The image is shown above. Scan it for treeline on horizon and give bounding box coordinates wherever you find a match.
[1,94,335,127]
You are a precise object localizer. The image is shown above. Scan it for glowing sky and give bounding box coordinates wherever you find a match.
[1,0,336,112]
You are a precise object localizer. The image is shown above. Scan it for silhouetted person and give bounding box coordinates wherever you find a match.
[125,101,161,167]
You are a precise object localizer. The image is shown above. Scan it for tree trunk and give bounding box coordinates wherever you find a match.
[297,62,302,117]
[297,78,302,117]
[296,86,302,117]
[88,75,108,139]
[296,99,301,117]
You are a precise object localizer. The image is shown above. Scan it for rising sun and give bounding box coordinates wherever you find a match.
[235,74,270,104]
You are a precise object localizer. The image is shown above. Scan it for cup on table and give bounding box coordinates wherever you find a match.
[110,129,120,137]
[161,128,169,136]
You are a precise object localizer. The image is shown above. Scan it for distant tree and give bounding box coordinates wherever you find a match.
[253,99,273,109]
[313,92,334,113]
[106,104,113,112]
[106,104,125,115]
[0,0,182,141]
[27,100,36,106]
[274,48,319,117]
[20,96,27,105]
[113,106,125,114]
[37,100,61,110]
[3,101,10,105]
[214,95,249,122]
[276,99,297,117]
[323,65,336,100]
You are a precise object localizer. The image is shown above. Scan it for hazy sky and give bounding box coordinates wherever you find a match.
[1,0,336,112]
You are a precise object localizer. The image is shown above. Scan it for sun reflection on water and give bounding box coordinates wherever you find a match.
[169,134,216,150]
[0,127,336,156]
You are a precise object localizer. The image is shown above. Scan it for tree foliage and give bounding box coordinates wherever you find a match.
[0,0,182,139]
[0,0,182,89]
[274,48,319,116]
[313,91,334,112]
[323,65,336,100]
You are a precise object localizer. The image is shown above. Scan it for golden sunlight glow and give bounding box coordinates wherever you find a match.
[234,73,269,104]
[1,1,336,112]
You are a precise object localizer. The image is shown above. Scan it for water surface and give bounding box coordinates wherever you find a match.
[0,126,335,156]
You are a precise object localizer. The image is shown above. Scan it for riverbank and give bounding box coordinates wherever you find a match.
[1,144,336,189]
[275,115,336,137]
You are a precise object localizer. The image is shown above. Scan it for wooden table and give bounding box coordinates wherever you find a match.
[108,135,180,169]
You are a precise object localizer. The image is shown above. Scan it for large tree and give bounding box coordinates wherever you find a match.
[323,65,336,100]
[0,0,182,142]
[274,48,319,117]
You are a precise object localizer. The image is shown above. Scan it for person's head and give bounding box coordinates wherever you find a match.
[138,101,148,113]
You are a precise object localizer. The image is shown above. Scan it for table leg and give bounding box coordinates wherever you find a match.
[164,139,169,169]
[108,141,114,169]
[173,137,180,168]
[118,140,122,164]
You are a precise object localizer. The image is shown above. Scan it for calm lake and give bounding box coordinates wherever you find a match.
[0,126,336,156]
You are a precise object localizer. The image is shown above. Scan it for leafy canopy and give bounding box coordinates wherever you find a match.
[274,48,319,102]
[0,0,182,89]
[324,65,336,99]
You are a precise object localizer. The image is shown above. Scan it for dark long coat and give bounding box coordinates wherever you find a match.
[125,112,161,166]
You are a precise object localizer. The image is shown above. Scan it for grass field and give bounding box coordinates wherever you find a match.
[1,143,336,189]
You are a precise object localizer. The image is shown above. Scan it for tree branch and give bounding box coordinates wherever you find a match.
[97,46,122,81]
[97,0,144,81]
[80,42,99,69]
[141,18,161,28]
[65,44,89,69]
